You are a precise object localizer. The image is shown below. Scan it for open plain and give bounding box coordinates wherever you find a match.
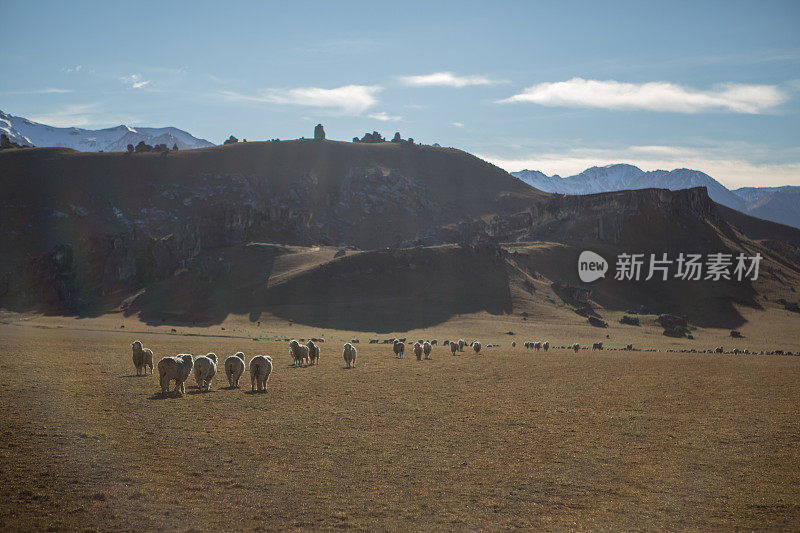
[1,312,798,531]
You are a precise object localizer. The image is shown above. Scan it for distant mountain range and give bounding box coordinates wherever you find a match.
[512,164,800,229]
[0,110,214,152]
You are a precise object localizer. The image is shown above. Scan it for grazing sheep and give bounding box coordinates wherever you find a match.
[249,355,273,392]
[431,340,438,346]
[443,340,450,346]
[194,353,218,392]
[450,342,459,356]
[625,344,633,351]
[289,340,310,367]
[534,341,542,351]
[572,343,580,353]
[715,346,724,354]
[343,343,357,368]
[393,340,405,358]
[592,342,604,351]
[472,341,482,354]
[158,354,194,396]
[423,341,432,359]
[306,340,320,365]
[131,340,154,376]
[458,339,466,352]
[542,341,549,352]
[511,341,516,348]
[413,342,423,361]
[225,352,246,388]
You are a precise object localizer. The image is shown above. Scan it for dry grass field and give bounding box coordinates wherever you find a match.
[0,316,799,531]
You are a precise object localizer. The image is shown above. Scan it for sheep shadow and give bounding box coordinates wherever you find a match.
[243,389,270,395]
[187,389,217,395]
[147,391,181,400]
[121,373,152,378]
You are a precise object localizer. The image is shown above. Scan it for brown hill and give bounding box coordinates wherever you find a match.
[1,141,799,330]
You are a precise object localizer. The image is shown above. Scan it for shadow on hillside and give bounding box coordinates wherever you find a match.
[122,245,515,332]
[519,241,763,329]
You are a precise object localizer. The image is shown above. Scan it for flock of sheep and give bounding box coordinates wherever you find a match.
[133,333,798,397]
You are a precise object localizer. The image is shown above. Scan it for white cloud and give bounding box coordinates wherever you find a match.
[221,84,382,115]
[479,145,800,189]
[498,78,790,114]
[451,122,464,128]
[60,65,82,74]
[399,71,502,88]
[120,74,151,89]
[368,111,403,122]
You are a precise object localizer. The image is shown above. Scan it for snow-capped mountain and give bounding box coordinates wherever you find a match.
[0,110,214,152]
[512,164,800,229]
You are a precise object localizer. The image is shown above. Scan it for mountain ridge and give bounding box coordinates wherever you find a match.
[512,163,800,229]
[0,110,214,152]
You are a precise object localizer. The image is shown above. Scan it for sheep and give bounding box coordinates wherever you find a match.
[715,346,724,354]
[194,353,218,392]
[224,352,246,388]
[592,342,603,351]
[443,340,450,346]
[289,339,309,367]
[534,341,541,351]
[572,343,580,353]
[431,340,438,346]
[158,354,194,396]
[450,342,459,356]
[542,341,549,352]
[131,340,154,376]
[306,340,320,365]
[413,342,423,360]
[249,355,273,392]
[423,341,432,359]
[393,340,405,358]
[458,339,466,352]
[625,344,633,351]
[472,341,482,354]
[511,341,516,348]
[343,343,357,368]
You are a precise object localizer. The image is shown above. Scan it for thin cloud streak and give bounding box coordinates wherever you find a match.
[399,71,503,88]
[221,85,382,115]
[498,78,790,114]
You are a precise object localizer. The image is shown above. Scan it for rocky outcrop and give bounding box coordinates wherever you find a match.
[314,124,325,141]
[353,131,385,143]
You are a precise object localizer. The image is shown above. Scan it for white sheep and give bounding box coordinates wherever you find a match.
[343,343,357,368]
[472,341,482,354]
[393,340,405,358]
[542,341,549,352]
[225,352,246,388]
[131,340,154,376]
[458,339,466,352]
[450,342,459,356]
[289,339,306,367]
[534,341,541,351]
[249,355,273,392]
[158,354,194,396]
[306,340,320,365]
[422,341,432,359]
[413,342,423,360]
[193,353,217,392]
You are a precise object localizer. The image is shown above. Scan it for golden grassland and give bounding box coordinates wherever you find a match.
[0,314,799,531]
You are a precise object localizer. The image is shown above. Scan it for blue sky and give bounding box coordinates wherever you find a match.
[1,0,799,187]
